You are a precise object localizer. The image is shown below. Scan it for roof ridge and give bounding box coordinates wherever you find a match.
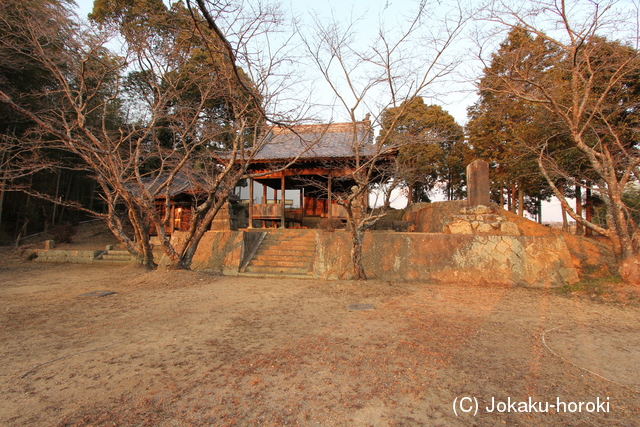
[271,121,368,135]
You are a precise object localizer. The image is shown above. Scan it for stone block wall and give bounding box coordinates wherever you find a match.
[313,231,578,287]
[500,209,618,276]
[401,201,617,279]
[34,249,100,263]
[175,228,579,287]
[164,230,243,274]
[444,205,520,236]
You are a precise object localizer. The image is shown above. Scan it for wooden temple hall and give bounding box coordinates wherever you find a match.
[244,118,377,229]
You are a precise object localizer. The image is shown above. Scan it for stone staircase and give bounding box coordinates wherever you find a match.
[242,230,316,277]
[95,248,136,264]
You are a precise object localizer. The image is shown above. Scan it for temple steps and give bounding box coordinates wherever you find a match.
[242,230,316,277]
[95,249,136,264]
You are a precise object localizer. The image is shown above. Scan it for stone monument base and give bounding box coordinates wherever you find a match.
[444,205,520,236]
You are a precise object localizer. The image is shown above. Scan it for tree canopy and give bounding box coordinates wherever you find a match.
[380,97,467,202]
[466,26,560,215]
[474,2,640,259]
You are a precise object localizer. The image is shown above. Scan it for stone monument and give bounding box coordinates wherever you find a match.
[466,159,490,207]
[442,158,520,235]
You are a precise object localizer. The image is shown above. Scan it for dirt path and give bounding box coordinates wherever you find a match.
[0,262,638,426]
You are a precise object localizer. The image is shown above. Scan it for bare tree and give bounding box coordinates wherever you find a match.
[0,0,305,269]
[298,1,470,279]
[477,0,640,262]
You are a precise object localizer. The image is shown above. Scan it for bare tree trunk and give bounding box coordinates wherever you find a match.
[575,185,583,235]
[558,186,569,231]
[343,197,367,280]
[537,197,542,224]
[585,188,593,237]
[14,219,28,249]
[608,190,634,261]
[124,202,156,269]
[537,158,619,251]
[517,183,524,216]
[52,170,61,226]
[58,173,73,224]
[350,226,366,280]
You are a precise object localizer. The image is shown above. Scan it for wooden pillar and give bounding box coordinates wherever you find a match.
[248,178,254,229]
[327,175,332,218]
[280,175,286,228]
[300,188,304,221]
[260,183,267,228]
[170,202,175,232]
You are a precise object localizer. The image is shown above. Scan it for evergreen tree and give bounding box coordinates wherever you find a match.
[474,2,640,262]
[467,26,560,215]
[380,97,468,203]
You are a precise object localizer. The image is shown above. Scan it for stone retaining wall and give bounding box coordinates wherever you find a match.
[32,229,581,288]
[313,231,578,287]
[180,230,579,287]
[34,249,101,264]
[163,231,243,274]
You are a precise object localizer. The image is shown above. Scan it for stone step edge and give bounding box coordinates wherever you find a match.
[244,266,311,275]
[249,260,312,268]
[238,272,313,279]
[256,250,315,257]
[260,242,315,247]
[261,236,316,241]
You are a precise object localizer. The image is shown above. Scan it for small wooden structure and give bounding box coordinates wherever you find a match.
[246,118,381,228]
[144,172,203,237]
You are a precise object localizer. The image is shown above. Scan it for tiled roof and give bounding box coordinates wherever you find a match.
[252,120,377,161]
[137,171,207,197]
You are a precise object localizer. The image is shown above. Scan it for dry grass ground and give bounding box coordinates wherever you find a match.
[1,258,639,426]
